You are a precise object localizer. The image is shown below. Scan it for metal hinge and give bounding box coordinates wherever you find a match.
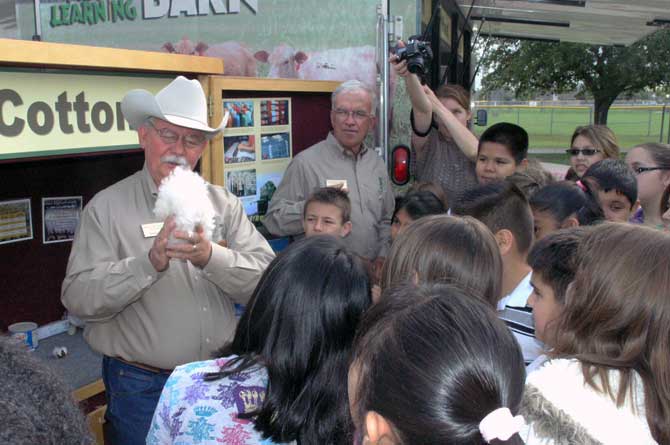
[208,95,214,118]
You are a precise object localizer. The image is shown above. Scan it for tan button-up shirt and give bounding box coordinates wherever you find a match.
[61,165,274,369]
[263,133,395,259]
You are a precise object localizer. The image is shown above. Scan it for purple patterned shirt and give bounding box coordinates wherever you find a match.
[147,356,290,445]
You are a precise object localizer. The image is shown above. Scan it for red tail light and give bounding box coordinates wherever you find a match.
[391,145,410,185]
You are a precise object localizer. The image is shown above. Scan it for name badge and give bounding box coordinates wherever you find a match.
[326,179,348,190]
[141,222,163,238]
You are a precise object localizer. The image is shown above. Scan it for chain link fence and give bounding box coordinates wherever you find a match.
[472,104,670,151]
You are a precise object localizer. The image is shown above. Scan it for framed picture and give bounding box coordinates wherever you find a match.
[225,169,257,198]
[0,198,33,245]
[42,196,83,244]
[224,100,255,128]
[224,135,256,164]
[260,99,289,126]
[261,132,291,160]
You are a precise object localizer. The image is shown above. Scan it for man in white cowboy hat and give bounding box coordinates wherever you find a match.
[61,76,274,445]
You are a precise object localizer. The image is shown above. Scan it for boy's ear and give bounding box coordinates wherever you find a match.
[340,221,352,237]
[560,216,580,229]
[517,158,529,171]
[494,229,514,256]
[364,411,397,445]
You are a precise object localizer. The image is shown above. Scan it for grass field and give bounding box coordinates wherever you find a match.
[472,106,670,165]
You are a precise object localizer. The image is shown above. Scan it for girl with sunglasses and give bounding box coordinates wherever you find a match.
[625,142,670,227]
[565,125,619,179]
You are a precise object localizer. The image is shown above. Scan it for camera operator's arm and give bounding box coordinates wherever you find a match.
[423,85,478,161]
[391,48,432,154]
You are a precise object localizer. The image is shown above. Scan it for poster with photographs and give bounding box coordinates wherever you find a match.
[261,133,290,160]
[224,100,254,128]
[224,135,256,164]
[42,196,83,244]
[0,198,33,245]
[222,97,292,216]
[260,99,289,126]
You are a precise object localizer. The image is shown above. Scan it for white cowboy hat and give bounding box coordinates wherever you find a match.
[121,76,228,136]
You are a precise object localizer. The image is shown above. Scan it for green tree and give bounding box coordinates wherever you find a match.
[479,29,670,124]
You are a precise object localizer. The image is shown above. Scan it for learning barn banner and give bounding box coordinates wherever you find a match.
[15,0,419,147]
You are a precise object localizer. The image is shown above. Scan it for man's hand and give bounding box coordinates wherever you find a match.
[167,224,213,269]
[149,216,175,272]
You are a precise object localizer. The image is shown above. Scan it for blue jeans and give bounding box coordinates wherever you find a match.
[102,356,171,445]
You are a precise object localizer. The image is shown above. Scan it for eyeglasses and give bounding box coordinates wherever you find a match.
[332,108,372,122]
[147,121,207,150]
[632,166,670,175]
[566,148,601,156]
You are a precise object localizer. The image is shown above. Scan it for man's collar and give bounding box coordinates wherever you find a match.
[141,163,160,197]
[327,132,368,158]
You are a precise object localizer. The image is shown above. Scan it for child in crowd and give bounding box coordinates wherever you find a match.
[302,187,352,238]
[581,159,637,223]
[453,182,542,365]
[522,223,670,444]
[626,142,670,227]
[565,125,620,179]
[148,236,371,445]
[476,122,529,185]
[529,182,586,240]
[525,227,591,372]
[390,190,446,241]
[380,214,502,307]
[407,181,449,208]
[505,158,554,200]
[349,282,526,445]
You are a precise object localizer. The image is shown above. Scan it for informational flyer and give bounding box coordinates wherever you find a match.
[223,97,292,216]
[42,196,83,244]
[0,199,33,245]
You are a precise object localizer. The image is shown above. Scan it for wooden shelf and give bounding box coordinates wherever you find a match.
[0,38,223,74]
[211,76,341,93]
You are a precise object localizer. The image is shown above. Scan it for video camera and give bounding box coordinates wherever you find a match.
[395,35,433,76]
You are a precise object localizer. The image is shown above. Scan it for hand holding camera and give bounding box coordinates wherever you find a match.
[393,36,433,77]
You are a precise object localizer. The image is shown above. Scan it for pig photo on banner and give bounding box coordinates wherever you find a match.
[14,0,418,161]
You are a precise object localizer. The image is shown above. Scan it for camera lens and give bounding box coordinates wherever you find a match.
[407,57,425,75]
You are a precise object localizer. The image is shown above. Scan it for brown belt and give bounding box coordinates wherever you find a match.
[115,357,174,375]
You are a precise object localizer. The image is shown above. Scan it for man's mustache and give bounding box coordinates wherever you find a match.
[160,155,189,167]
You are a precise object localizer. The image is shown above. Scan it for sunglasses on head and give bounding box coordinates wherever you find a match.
[566,148,600,156]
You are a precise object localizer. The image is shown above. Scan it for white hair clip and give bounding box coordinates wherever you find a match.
[479,407,524,443]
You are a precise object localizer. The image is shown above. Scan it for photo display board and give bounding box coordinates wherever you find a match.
[221,97,292,216]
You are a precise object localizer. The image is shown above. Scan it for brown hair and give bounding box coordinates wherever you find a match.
[526,227,591,304]
[408,181,449,208]
[303,187,351,223]
[434,84,470,112]
[551,223,670,443]
[452,181,535,255]
[570,125,620,159]
[633,142,670,170]
[380,215,502,307]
